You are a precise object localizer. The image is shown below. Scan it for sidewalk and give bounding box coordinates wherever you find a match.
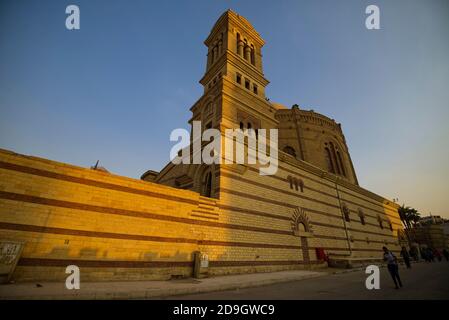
[0,269,331,300]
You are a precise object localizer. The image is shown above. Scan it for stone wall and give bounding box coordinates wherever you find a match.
[218,151,403,266]
[0,149,203,281]
[0,148,403,282]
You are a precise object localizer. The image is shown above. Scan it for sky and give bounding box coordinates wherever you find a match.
[1,0,448,218]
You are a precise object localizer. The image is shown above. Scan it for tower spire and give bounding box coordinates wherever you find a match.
[200,10,269,98]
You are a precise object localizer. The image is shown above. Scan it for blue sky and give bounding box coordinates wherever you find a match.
[1,0,448,218]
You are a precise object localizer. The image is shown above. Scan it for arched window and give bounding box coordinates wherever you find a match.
[243,39,249,60]
[287,176,304,192]
[247,122,252,130]
[378,215,384,229]
[342,205,351,222]
[283,146,296,158]
[218,33,223,55]
[293,178,299,191]
[324,147,335,173]
[239,122,244,130]
[329,142,341,175]
[250,44,255,65]
[201,171,212,197]
[287,175,293,189]
[297,222,306,232]
[325,142,348,178]
[298,179,304,192]
[358,209,366,225]
[336,151,346,177]
[236,33,241,55]
[204,102,212,116]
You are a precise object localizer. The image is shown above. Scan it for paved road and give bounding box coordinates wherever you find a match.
[170,261,449,300]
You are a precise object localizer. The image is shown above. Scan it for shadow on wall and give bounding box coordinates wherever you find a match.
[0,150,201,282]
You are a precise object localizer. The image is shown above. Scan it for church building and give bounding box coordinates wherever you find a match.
[0,11,404,282]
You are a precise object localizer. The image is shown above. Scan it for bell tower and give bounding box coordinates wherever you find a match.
[200,10,269,97]
[191,10,277,137]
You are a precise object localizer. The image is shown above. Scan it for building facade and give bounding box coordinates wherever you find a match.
[0,10,403,282]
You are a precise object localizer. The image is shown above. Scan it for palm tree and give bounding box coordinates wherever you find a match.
[398,205,421,245]
[409,208,421,226]
[398,205,412,229]
[398,205,421,229]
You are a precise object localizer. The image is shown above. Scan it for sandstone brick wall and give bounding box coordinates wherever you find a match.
[0,149,203,281]
[0,148,403,282]
[217,151,403,268]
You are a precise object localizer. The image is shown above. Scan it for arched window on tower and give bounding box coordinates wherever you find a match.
[324,147,335,173]
[329,142,341,175]
[201,171,213,198]
[239,122,244,130]
[243,39,249,60]
[209,48,214,65]
[250,44,255,65]
[236,33,241,56]
[283,146,296,158]
[246,122,257,139]
[218,33,223,55]
[336,151,346,177]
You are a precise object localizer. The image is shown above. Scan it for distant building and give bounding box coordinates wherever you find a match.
[419,215,445,225]
[408,220,449,250]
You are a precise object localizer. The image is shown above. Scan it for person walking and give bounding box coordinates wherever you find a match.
[434,249,442,262]
[420,248,428,262]
[429,248,435,262]
[383,246,403,289]
[443,248,449,262]
[400,246,411,268]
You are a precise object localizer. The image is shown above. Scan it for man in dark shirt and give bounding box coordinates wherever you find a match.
[383,246,403,289]
[400,246,411,268]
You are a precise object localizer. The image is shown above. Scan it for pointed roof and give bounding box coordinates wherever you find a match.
[204,9,265,47]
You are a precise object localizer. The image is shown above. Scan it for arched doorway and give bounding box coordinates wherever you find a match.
[297,222,310,264]
[291,208,314,266]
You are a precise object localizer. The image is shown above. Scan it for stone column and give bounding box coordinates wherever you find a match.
[244,45,251,61]
[237,40,244,56]
[218,40,223,55]
[213,46,218,62]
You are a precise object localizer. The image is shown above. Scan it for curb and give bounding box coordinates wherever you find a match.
[1,272,325,300]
